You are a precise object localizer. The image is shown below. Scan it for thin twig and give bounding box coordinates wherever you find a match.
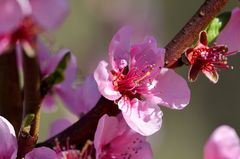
[165,0,229,68]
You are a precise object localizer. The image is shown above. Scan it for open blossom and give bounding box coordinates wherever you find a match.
[0,0,69,53]
[38,42,78,112]
[94,114,153,159]
[216,8,240,52]
[94,27,190,136]
[184,31,236,83]
[204,125,240,159]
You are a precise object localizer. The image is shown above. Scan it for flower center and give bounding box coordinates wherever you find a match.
[112,64,156,99]
[10,17,40,44]
[54,138,93,159]
[192,45,234,71]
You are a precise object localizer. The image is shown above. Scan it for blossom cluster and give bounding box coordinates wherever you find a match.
[0,0,240,159]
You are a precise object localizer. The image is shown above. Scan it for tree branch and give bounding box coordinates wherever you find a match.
[164,0,229,68]
[37,0,229,149]
[36,97,120,148]
[0,46,22,134]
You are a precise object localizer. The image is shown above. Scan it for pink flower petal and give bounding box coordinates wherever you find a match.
[40,49,78,113]
[0,0,23,34]
[41,48,71,77]
[152,68,190,110]
[0,36,11,54]
[94,60,121,100]
[109,130,153,159]
[109,26,131,70]
[216,8,240,52]
[0,116,17,159]
[37,40,51,71]
[48,118,72,138]
[204,125,240,159]
[94,114,119,157]
[25,147,57,159]
[130,36,165,71]
[55,86,77,114]
[121,98,163,136]
[74,75,101,114]
[41,93,57,112]
[30,0,69,30]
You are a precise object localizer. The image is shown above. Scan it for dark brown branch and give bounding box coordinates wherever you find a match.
[36,96,120,148]
[37,0,229,149]
[165,0,229,68]
[0,46,22,134]
[17,48,41,158]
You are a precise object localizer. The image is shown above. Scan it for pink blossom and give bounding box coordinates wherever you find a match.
[184,31,236,83]
[94,27,190,136]
[0,115,56,159]
[38,43,78,113]
[204,125,240,159]
[48,118,73,138]
[0,0,69,54]
[47,75,101,139]
[94,114,153,159]
[216,8,240,52]
[0,0,69,34]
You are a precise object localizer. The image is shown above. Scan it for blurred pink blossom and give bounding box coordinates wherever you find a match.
[204,125,240,159]
[94,27,190,136]
[94,114,153,159]
[0,0,69,54]
[216,8,240,52]
[0,0,69,34]
[48,118,73,138]
[38,44,78,113]
[71,75,101,115]
[47,75,101,139]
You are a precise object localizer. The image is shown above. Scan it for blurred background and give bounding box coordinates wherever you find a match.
[39,0,240,158]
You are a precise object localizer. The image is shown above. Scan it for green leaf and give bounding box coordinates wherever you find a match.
[206,12,231,44]
[40,52,71,96]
